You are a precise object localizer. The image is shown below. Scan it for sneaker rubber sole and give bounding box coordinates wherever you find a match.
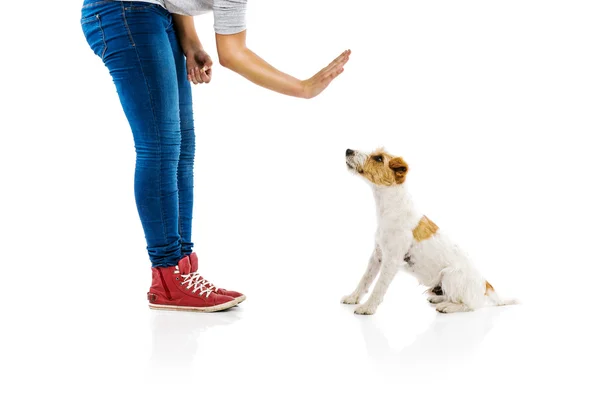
[149,298,239,312]
[233,295,246,305]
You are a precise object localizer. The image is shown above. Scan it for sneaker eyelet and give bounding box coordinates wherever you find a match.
[176,277,179,280]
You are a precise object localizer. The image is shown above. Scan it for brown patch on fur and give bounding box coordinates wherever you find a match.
[485,281,494,294]
[359,149,410,186]
[412,216,439,241]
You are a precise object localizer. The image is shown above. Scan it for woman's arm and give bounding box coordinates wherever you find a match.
[172,14,213,84]
[216,30,350,99]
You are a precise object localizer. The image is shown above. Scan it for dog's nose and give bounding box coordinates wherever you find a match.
[346,149,354,157]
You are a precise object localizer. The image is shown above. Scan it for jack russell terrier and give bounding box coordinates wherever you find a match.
[342,148,517,315]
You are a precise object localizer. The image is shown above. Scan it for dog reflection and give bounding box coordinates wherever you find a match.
[359,308,503,368]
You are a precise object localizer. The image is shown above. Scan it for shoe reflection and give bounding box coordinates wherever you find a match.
[358,307,504,369]
[149,308,242,370]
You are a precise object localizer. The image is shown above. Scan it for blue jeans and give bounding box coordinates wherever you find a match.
[81,0,195,267]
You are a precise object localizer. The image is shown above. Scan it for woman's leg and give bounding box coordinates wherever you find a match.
[167,25,195,257]
[82,3,183,267]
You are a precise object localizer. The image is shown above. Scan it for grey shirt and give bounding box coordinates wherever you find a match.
[118,0,247,35]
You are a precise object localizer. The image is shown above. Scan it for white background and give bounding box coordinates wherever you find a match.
[1,1,599,402]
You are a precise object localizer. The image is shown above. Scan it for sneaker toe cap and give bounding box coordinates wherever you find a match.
[213,293,236,306]
[219,289,244,299]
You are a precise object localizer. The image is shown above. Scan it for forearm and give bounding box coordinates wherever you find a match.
[220,48,305,97]
[172,14,203,54]
[215,30,349,98]
[216,31,305,98]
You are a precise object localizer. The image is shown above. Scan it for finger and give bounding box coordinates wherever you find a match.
[321,67,344,83]
[199,66,209,83]
[201,65,212,82]
[330,50,349,65]
[199,69,210,83]
[322,51,350,75]
[330,50,350,67]
[320,59,345,79]
[188,66,196,84]
[321,55,345,75]
[335,51,351,67]
[335,56,350,69]
[316,51,346,76]
[194,67,204,84]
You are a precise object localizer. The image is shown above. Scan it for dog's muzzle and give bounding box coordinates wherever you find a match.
[346,149,356,169]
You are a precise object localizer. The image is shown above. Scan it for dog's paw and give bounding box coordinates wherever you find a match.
[354,304,376,315]
[435,302,452,314]
[428,295,446,305]
[435,302,470,314]
[341,294,362,305]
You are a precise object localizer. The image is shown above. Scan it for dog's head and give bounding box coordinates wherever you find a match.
[346,148,409,186]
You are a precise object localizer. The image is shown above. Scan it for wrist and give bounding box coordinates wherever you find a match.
[181,40,203,56]
[297,80,310,99]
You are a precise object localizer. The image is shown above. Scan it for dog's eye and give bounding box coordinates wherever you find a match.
[373,155,383,163]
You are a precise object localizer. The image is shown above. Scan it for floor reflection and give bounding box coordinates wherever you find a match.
[149,308,242,371]
[358,307,505,370]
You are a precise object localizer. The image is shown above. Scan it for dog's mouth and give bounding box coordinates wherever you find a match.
[346,161,364,174]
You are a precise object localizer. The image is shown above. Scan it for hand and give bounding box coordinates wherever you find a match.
[301,49,351,99]
[186,48,213,85]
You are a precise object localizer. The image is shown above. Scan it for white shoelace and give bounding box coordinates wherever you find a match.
[200,278,219,293]
[180,272,216,297]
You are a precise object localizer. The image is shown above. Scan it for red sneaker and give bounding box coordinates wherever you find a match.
[188,252,246,304]
[147,256,238,312]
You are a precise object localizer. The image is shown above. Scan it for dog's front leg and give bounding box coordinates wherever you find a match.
[354,236,410,315]
[341,245,382,304]
[354,257,402,315]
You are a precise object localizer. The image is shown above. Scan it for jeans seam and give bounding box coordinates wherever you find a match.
[82,0,113,9]
[124,5,156,11]
[121,3,136,47]
[97,15,108,60]
[81,15,98,25]
[120,2,169,245]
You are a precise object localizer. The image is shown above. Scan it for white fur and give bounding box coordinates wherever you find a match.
[343,150,517,315]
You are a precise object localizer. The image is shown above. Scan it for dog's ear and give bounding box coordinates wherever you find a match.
[389,157,409,184]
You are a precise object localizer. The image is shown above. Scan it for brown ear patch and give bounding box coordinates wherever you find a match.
[389,157,409,184]
[412,216,439,241]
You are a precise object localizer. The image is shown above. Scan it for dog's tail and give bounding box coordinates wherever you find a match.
[485,281,519,306]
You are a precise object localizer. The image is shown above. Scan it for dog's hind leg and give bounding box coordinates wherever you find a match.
[435,301,472,314]
[342,246,382,305]
[427,295,446,304]
[436,267,485,313]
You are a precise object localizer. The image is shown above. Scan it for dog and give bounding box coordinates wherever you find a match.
[342,148,517,315]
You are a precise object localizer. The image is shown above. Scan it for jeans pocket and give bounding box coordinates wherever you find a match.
[81,14,107,61]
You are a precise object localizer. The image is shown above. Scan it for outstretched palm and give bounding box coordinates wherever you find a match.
[302,50,351,99]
